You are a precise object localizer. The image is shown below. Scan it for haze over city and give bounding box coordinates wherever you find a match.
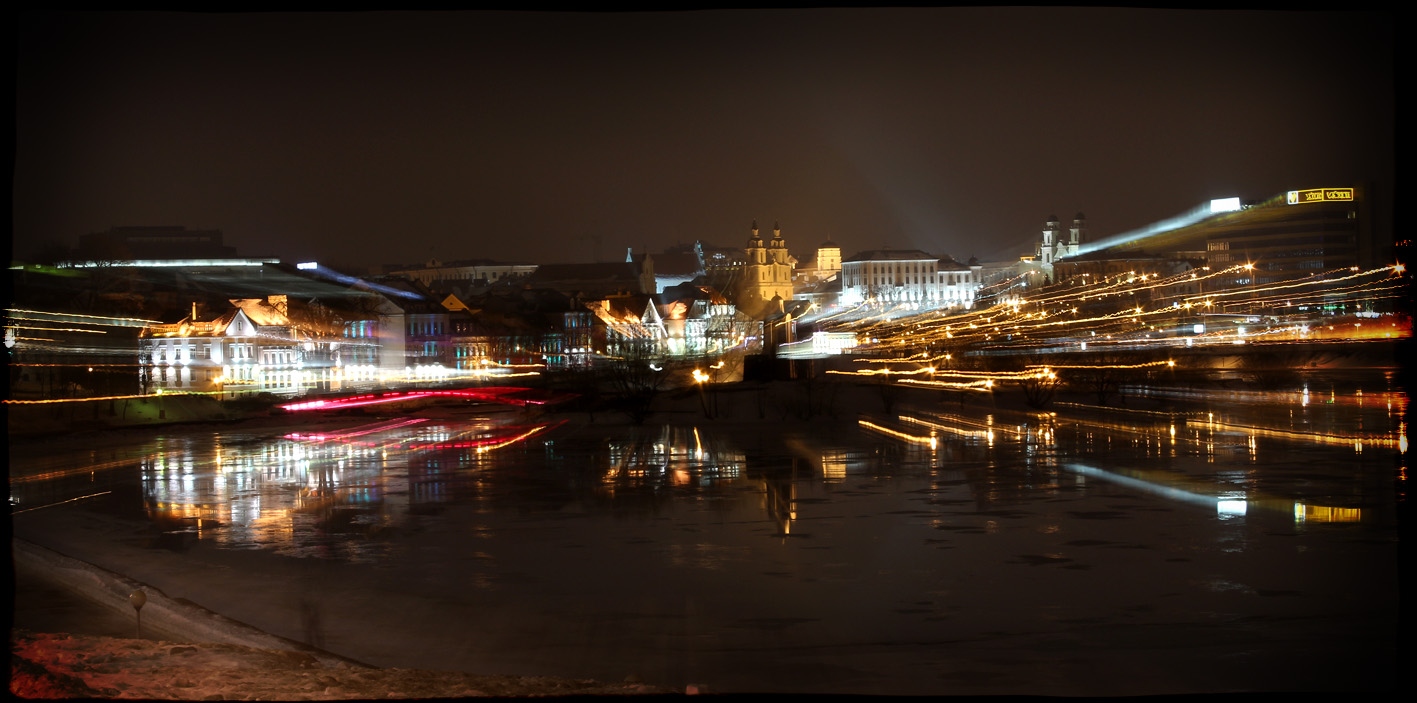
[13,9,1394,270]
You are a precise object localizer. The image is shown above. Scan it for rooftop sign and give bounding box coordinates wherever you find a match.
[1286,188,1353,205]
[1209,197,1241,213]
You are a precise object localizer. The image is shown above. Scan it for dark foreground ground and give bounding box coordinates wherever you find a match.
[10,544,674,699]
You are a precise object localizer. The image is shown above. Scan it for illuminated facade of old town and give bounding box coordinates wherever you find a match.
[6,185,1407,402]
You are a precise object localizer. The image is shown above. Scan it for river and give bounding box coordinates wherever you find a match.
[9,373,1405,695]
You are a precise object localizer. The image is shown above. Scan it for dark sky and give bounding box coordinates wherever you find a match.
[13,9,1395,271]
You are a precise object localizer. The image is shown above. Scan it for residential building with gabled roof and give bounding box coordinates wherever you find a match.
[139,296,301,397]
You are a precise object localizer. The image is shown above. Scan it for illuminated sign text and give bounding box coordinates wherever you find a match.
[1286,188,1354,205]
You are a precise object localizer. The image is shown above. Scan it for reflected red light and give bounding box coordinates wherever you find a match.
[278,386,575,413]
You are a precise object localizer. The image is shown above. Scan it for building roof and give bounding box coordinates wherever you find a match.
[230,298,290,327]
[844,249,939,263]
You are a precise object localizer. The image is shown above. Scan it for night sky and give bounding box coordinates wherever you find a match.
[13,9,1394,271]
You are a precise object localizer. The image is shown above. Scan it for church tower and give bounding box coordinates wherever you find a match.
[768,222,788,265]
[817,241,841,275]
[740,220,796,317]
[1039,215,1061,264]
[747,220,766,265]
[1062,212,1086,259]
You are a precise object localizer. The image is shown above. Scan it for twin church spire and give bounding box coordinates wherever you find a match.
[741,220,794,316]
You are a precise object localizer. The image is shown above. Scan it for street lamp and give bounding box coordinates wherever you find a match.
[129,589,147,638]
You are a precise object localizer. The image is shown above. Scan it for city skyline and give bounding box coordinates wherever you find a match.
[13,9,1395,270]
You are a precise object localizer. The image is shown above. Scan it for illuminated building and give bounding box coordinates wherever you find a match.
[139,297,301,397]
[588,296,666,357]
[673,299,761,358]
[576,291,761,362]
[545,309,598,370]
[795,273,843,313]
[838,249,983,309]
[1203,187,1373,285]
[358,277,454,381]
[1038,213,1087,266]
[1089,186,1382,290]
[738,221,797,318]
[442,291,553,373]
[794,240,843,286]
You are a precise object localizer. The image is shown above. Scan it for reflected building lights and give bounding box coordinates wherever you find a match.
[1294,504,1362,523]
[16,377,1388,565]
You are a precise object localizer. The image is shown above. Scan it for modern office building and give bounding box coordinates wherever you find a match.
[1202,187,1375,285]
[1093,185,1381,286]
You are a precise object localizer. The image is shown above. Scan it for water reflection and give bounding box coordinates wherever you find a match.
[599,425,745,491]
[11,373,1401,566]
[8,373,1407,694]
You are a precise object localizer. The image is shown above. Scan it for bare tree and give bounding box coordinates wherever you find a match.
[601,339,677,424]
[1019,366,1062,409]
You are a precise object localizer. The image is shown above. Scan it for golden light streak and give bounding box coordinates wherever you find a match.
[6,324,109,334]
[897,378,995,391]
[6,308,161,325]
[3,391,201,405]
[476,424,552,454]
[1204,418,1402,449]
[820,261,1409,357]
[858,419,937,448]
[1035,360,1175,370]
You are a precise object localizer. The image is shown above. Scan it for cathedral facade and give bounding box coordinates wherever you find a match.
[737,221,796,318]
[1038,213,1087,265]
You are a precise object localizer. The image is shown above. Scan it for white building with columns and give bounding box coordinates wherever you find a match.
[838,249,983,309]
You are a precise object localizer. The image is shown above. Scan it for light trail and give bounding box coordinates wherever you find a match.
[858,419,938,448]
[11,491,114,515]
[1201,418,1405,451]
[830,262,1408,361]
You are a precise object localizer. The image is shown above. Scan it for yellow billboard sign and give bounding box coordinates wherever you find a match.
[1286,187,1354,204]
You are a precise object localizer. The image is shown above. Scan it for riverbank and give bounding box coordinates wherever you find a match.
[10,629,674,699]
[5,393,246,439]
[10,540,672,699]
